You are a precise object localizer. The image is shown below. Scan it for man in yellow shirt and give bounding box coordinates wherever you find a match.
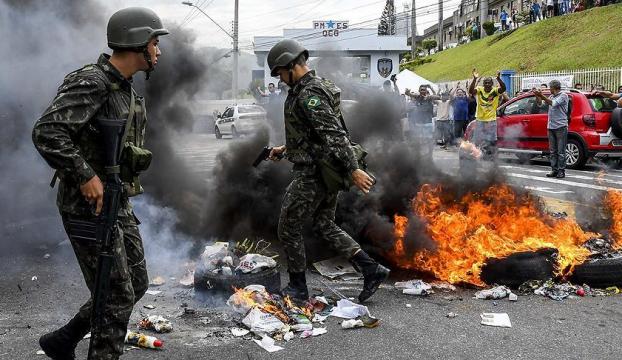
[468,69,506,159]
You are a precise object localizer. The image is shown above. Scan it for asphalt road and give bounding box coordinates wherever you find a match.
[2,134,622,360]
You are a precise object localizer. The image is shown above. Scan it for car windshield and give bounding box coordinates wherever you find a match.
[238,105,265,114]
[588,96,617,112]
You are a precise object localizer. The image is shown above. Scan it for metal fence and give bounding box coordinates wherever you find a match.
[433,68,622,95]
[510,68,622,94]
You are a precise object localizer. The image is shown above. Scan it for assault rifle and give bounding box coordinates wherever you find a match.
[87,118,126,360]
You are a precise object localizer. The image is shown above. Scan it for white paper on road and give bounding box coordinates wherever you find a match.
[253,336,284,353]
[145,290,161,296]
[231,327,250,337]
[480,313,512,328]
[330,299,370,319]
[313,257,360,279]
[242,308,287,334]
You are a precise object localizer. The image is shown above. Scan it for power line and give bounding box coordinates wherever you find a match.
[240,2,460,51]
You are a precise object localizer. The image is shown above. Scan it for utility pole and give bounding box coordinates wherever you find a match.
[233,0,239,103]
[480,0,489,38]
[410,0,416,59]
[437,0,443,52]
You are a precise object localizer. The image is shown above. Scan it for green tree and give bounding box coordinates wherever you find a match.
[482,21,497,36]
[422,38,438,55]
[377,0,396,35]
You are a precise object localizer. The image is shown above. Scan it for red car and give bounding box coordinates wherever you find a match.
[465,90,621,168]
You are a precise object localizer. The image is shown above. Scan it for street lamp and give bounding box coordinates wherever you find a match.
[182,1,239,102]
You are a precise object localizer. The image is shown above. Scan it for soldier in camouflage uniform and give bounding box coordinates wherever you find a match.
[32,8,168,360]
[266,39,390,303]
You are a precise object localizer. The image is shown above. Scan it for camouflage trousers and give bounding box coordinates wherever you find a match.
[62,211,148,360]
[278,167,361,273]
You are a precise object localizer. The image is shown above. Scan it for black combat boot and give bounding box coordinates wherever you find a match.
[281,271,309,302]
[556,170,565,178]
[350,250,390,303]
[546,170,558,177]
[39,314,90,360]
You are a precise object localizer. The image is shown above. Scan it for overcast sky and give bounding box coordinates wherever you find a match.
[107,0,462,52]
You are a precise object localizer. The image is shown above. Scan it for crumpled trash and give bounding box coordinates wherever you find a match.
[283,331,295,341]
[394,280,434,296]
[300,327,327,338]
[474,285,512,300]
[235,254,277,274]
[149,276,166,286]
[341,319,364,329]
[533,280,577,301]
[430,281,457,292]
[227,284,270,314]
[253,335,283,353]
[138,315,173,333]
[200,242,230,271]
[231,327,250,337]
[242,308,287,334]
[329,299,370,319]
[291,323,313,332]
[313,257,360,279]
[508,293,518,301]
[480,313,512,328]
[179,270,194,287]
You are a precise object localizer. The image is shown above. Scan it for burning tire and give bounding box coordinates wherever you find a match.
[194,266,281,294]
[480,249,557,288]
[570,256,622,288]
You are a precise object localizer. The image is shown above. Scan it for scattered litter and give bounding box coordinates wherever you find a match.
[508,293,518,302]
[31,276,38,281]
[446,312,457,318]
[242,308,287,334]
[313,257,360,279]
[534,281,577,301]
[430,281,456,292]
[143,304,156,310]
[395,280,433,296]
[283,331,295,341]
[149,276,166,286]
[222,256,234,267]
[314,296,329,305]
[230,327,250,337]
[145,290,161,296]
[138,315,173,333]
[360,314,380,328]
[179,270,194,287]
[300,327,327,338]
[36,350,45,355]
[312,314,329,323]
[405,304,412,308]
[125,330,163,349]
[183,308,196,315]
[480,313,512,328]
[341,319,364,329]
[253,335,283,353]
[221,266,233,276]
[576,288,585,297]
[291,323,313,332]
[330,299,370,319]
[227,285,270,314]
[235,254,277,274]
[43,254,51,259]
[474,286,512,300]
[200,242,230,271]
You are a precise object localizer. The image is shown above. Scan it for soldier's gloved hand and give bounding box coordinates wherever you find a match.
[269,145,286,161]
[352,169,374,194]
[80,175,104,215]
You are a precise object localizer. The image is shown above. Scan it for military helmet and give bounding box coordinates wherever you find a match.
[107,7,169,49]
[267,39,309,77]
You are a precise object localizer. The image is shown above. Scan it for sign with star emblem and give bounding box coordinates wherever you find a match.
[377,58,393,78]
[312,20,349,37]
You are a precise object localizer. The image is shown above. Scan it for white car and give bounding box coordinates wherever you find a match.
[214,104,267,139]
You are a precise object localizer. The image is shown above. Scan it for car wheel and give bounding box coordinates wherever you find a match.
[516,154,535,163]
[565,138,587,169]
[214,126,222,139]
[231,126,239,138]
[610,108,622,138]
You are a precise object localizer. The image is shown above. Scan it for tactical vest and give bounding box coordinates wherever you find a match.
[284,77,369,192]
[51,64,151,197]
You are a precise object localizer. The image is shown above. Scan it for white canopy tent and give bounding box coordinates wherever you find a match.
[394,69,439,95]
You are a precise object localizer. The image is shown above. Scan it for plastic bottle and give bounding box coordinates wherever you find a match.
[125,330,163,349]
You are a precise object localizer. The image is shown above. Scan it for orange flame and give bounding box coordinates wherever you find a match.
[605,189,622,249]
[390,184,597,286]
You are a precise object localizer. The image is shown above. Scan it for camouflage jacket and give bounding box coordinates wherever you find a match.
[283,70,358,172]
[32,54,147,216]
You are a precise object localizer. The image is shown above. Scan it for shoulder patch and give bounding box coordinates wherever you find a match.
[305,95,321,109]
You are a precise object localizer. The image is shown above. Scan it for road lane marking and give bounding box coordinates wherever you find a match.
[523,186,574,194]
[507,173,613,191]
